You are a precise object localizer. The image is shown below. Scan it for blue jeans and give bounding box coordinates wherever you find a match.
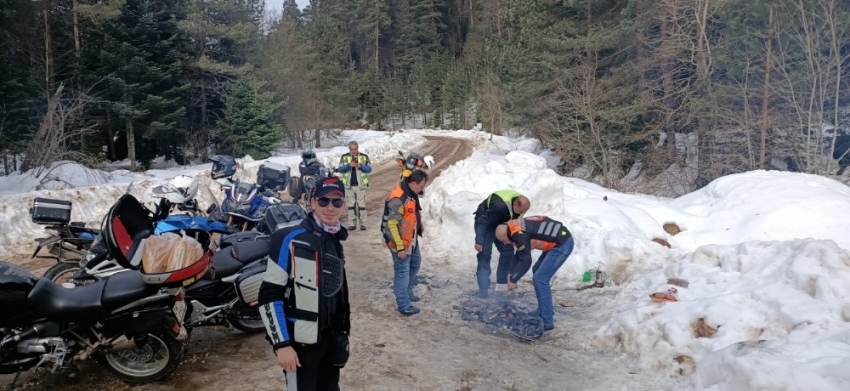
[392,245,422,311]
[532,237,574,327]
[475,223,514,294]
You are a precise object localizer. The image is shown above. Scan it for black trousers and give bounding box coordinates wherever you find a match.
[284,336,341,391]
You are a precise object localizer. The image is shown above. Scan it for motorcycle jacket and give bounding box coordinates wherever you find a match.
[381,181,422,252]
[257,215,350,348]
[337,153,372,187]
[473,189,526,245]
[506,216,571,283]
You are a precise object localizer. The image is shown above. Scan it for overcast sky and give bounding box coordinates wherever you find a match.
[266,0,309,13]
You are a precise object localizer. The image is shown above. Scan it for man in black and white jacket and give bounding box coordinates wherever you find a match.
[258,176,351,391]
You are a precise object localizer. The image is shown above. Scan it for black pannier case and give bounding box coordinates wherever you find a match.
[30,197,72,225]
[257,163,291,192]
[262,202,306,234]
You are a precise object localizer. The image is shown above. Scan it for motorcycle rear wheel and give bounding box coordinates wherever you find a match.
[42,262,81,284]
[100,332,186,383]
[226,306,266,334]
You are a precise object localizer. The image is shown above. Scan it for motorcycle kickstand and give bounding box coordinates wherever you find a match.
[4,370,21,391]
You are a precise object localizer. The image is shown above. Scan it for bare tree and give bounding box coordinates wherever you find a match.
[20,83,99,172]
[771,0,850,175]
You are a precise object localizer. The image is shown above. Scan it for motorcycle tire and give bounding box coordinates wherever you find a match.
[226,306,266,334]
[99,331,186,383]
[42,262,82,284]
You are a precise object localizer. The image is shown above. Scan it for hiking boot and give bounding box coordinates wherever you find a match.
[399,306,420,316]
[348,225,357,231]
[360,225,366,231]
[409,293,420,302]
[494,284,508,292]
[544,324,555,331]
[477,290,488,299]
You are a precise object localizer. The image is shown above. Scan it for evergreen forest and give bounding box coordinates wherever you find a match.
[2,0,850,192]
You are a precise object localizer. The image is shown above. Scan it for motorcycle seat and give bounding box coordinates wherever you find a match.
[100,270,162,313]
[208,250,244,280]
[28,271,161,322]
[28,278,107,322]
[229,240,269,264]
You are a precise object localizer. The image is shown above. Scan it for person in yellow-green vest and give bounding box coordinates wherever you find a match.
[473,190,531,298]
[336,141,372,231]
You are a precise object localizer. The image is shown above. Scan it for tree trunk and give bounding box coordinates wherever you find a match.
[126,118,136,170]
[660,1,676,159]
[201,76,209,144]
[760,0,774,169]
[125,94,137,170]
[469,0,473,28]
[43,0,55,95]
[107,111,116,160]
[374,24,380,71]
[72,0,81,56]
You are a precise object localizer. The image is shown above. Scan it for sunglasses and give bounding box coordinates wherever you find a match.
[317,197,345,208]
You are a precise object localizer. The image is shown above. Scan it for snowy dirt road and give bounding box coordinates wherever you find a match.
[4,136,676,390]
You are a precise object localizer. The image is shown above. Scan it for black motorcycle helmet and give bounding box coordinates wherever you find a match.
[301,150,317,165]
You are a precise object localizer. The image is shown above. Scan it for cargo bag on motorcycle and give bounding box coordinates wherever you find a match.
[103,194,213,287]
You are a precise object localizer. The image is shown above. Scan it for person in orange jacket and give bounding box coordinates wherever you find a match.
[495,216,574,331]
[381,169,429,316]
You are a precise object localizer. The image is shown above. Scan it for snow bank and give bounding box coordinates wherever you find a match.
[0,131,426,255]
[0,161,134,195]
[600,239,850,390]
[669,170,850,251]
[420,144,677,286]
[419,133,850,388]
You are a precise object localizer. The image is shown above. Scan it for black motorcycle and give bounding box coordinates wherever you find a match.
[56,196,272,334]
[0,262,191,389]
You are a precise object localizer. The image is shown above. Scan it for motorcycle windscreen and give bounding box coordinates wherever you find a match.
[103,194,155,269]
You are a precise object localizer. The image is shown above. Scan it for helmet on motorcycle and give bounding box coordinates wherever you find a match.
[301,150,318,166]
[140,186,173,216]
[169,175,198,201]
[208,155,237,179]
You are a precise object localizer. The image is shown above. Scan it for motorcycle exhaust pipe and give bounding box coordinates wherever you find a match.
[1,324,48,348]
[104,336,138,353]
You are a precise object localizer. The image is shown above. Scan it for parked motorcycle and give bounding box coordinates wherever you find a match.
[0,194,210,388]
[288,150,332,213]
[30,197,100,264]
[42,196,271,334]
[0,262,191,388]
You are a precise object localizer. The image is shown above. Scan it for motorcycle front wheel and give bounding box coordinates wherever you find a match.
[100,332,186,383]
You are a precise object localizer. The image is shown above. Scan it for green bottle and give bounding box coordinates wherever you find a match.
[582,270,593,283]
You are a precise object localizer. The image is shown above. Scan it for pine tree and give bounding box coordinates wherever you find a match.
[218,77,281,160]
[97,0,189,168]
